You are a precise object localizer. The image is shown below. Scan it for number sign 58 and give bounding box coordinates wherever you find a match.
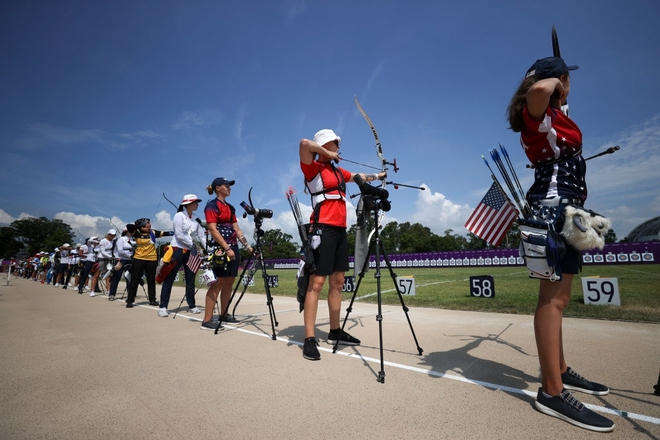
[470,275,495,298]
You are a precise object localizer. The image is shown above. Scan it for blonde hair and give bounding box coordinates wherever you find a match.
[206,184,214,195]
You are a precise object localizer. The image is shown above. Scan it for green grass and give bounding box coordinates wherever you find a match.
[188,264,660,323]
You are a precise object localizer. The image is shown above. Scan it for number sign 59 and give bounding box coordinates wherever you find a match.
[581,277,620,306]
[470,275,495,298]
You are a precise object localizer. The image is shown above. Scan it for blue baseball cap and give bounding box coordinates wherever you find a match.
[526,56,578,79]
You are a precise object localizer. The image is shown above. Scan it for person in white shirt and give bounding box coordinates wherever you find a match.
[77,237,99,295]
[157,194,206,317]
[108,226,136,301]
[98,229,117,292]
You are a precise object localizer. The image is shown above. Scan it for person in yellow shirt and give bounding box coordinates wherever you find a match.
[125,218,172,308]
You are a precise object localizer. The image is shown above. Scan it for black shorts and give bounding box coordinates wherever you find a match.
[313,225,349,276]
[212,244,240,278]
[556,217,581,275]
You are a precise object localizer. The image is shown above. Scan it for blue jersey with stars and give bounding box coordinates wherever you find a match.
[521,106,587,203]
[204,199,238,245]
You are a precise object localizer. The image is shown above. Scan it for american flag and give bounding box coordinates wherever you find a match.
[186,247,203,273]
[464,182,519,247]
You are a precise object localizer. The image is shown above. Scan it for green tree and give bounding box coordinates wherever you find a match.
[11,217,74,256]
[0,226,23,258]
[604,228,617,244]
[258,229,298,259]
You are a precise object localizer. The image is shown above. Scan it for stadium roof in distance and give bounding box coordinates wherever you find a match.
[626,216,660,242]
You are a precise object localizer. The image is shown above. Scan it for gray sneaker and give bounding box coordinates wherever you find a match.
[200,320,223,331]
[562,367,609,396]
[535,388,615,432]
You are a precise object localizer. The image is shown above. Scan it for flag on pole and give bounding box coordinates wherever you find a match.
[464,182,519,247]
[186,247,203,273]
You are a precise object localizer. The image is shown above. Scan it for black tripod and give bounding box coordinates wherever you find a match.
[333,195,423,383]
[214,215,278,338]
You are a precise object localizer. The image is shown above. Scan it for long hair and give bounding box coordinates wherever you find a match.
[206,184,214,195]
[506,76,539,133]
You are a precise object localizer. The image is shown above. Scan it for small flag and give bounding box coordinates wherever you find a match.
[464,182,519,247]
[186,247,203,273]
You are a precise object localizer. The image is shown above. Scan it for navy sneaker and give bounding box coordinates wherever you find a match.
[327,329,360,346]
[562,367,609,396]
[535,388,615,432]
[221,314,241,324]
[303,337,321,360]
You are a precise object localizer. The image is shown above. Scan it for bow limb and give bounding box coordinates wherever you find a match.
[162,193,179,211]
[354,95,392,191]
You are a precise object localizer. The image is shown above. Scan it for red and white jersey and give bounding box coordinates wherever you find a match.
[520,106,587,203]
[300,160,351,228]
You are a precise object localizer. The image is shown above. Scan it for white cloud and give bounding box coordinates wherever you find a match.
[0,208,16,224]
[410,184,473,236]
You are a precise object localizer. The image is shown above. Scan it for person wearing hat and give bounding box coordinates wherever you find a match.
[157,194,206,318]
[54,243,72,288]
[200,177,252,330]
[107,225,136,301]
[125,218,173,308]
[507,55,614,432]
[77,237,99,294]
[298,129,386,360]
[97,229,117,293]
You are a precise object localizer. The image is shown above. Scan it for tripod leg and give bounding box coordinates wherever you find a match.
[333,237,377,354]
[378,241,423,356]
[214,248,256,334]
[257,251,278,340]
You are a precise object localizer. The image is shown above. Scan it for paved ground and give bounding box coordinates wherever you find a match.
[0,276,658,439]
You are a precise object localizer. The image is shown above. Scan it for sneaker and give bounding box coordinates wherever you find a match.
[535,388,615,432]
[303,337,321,360]
[189,307,201,314]
[562,367,609,396]
[62,285,67,289]
[327,329,361,346]
[201,320,223,331]
[108,295,115,301]
[158,308,169,317]
[84,286,90,291]
[126,303,134,308]
[149,300,158,306]
[221,314,240,323]
[89,292,96,297]
[78,290,83,295]
[54,283,61,287]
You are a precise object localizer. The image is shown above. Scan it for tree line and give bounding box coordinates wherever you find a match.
[1,217,619,260]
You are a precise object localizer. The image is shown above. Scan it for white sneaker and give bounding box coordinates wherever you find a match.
[89,292,96,297]
[158,308,169,317]
[189,307,201,314]
[84,286,90,291]
[54,283,61,287]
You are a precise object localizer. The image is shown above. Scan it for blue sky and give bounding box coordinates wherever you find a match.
[1,0,659,246]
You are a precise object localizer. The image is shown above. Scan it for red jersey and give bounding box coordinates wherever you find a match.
[300,160,351,228]
[204,198,238,244]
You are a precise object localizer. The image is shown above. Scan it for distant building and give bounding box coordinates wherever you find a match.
[626,216,660,242]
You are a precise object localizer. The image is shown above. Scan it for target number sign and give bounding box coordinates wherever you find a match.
[342,276,355,292]
[470,275,495,298]
[396,276,416,296]
[581,277,620,306]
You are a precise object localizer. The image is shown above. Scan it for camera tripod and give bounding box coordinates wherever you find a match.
[214,215,278,339]
[333,199,423,383]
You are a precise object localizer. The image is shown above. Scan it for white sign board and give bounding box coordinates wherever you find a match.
[581,277,621,306]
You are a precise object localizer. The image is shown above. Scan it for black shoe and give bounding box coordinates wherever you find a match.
[78,290,83,294]
[327,328,360,346]
[303,337,321,360]
[126,303,134,308]
[221,314,241,324]
[535,388,615,432]
[562,367,609,396]
[149,300,158,306]
[201,320,223,331]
